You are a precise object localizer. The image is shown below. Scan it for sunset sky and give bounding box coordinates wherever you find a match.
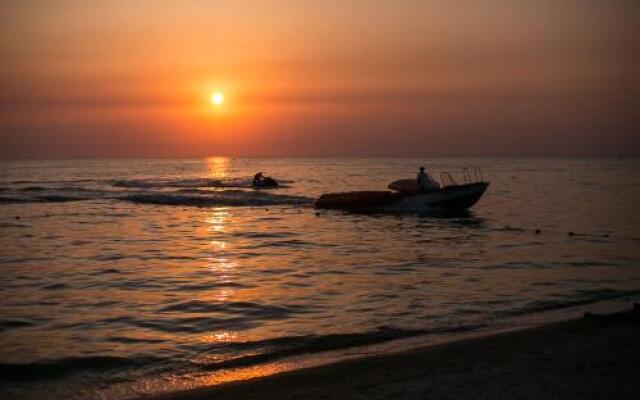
[1,0,639,159]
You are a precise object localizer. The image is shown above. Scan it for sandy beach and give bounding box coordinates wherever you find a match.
[148,305,640,400]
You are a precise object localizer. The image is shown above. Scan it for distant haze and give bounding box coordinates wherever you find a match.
[1,0,639,159]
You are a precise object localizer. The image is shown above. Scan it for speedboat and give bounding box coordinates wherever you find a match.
[315,168,489,213]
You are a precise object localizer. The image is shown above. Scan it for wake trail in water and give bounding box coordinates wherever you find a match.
[111,178,252,189]
[119,191,312,207]
[0,178,312,207]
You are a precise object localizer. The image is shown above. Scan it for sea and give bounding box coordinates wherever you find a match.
[1,158,639,399]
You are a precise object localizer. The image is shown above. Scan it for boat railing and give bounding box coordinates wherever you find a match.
[462,167,484,184]
[439,167,485,187]
[440,172,458,187]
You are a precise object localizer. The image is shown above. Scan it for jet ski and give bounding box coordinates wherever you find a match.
[252,175,279,188]
[315,168,489,212]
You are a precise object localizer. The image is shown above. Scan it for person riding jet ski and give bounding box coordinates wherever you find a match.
[252,172,279,187]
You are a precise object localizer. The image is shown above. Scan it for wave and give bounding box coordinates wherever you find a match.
[0,175,308,208]
[192,323,486,371]
[18,186,48,191]
[0,318,36,332]
[157,300,302,315]
[0,186,312,207]
[0,194,91,203]
[95,300,309,333]
[0,355,163,383]
[119,191,312,207]
[111,178,252,189]
[0,185,109,204]
[498,288,640,317]
[0,323,485,384]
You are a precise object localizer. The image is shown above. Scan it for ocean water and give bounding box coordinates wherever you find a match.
[1,158,639,399]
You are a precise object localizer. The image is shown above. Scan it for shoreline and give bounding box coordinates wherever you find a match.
[144,304,640,400]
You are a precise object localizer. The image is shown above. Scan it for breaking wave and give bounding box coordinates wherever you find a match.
[0,355,164,383]
[0,324,485,383]
[497,288,640,317]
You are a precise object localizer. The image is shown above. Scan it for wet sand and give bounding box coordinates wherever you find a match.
[148,306,640,400]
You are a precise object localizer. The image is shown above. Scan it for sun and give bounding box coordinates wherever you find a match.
[211,92,224,106]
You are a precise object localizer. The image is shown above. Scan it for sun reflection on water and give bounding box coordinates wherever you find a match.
[206,156,230,179]
[202,207,239,344]
[206,209,236,274]
[207,209,229,232]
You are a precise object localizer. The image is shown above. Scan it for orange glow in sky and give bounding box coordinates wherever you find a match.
[0,0,638,158]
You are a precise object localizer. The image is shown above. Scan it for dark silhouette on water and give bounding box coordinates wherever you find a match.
[316,167,489,213]
[252,172,279,188]
[416,166,440,191]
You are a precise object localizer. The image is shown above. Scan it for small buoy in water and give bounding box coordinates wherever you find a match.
[568,231,575,236]
[315,212,320,217]
[534,229,541,234]
[15,216,20,220]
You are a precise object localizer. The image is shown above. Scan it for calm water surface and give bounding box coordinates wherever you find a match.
[1,158,639,399]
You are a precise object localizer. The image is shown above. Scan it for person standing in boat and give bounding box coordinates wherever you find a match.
[417,166,435,191]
